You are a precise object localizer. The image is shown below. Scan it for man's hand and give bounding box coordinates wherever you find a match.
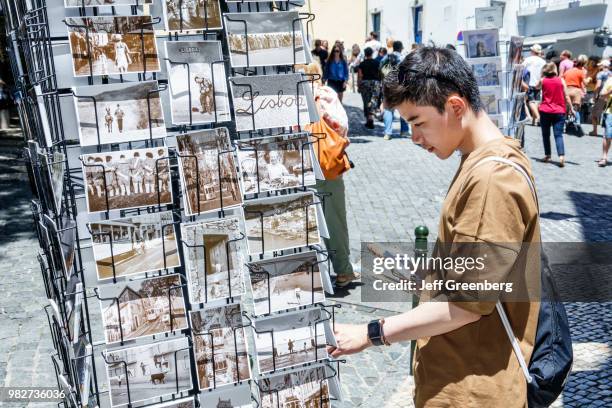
[327,323,371,358]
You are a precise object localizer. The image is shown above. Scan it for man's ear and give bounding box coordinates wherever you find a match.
[447,95,468,119]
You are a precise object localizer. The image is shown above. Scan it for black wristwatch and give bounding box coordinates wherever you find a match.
[367,319,388,346]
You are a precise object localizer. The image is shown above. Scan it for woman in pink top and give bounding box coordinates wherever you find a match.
[538,62,574,167]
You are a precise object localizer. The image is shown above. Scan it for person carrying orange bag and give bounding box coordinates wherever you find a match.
[301,62,359,288]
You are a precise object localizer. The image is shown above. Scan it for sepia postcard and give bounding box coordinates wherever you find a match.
[89,211,180,280]
[246,251,325,315]
[99,274,188,344]
[165,41,231,125]
[224,11,307,68]
[236,133,316,194]
[243,192,320,255]
[176,128,242,215]
[190,303,251,390]
[73,81,166,146]
[66,16,160,77]
[104,337,192,407]
[181,217,245,304]
[81,147,172,213]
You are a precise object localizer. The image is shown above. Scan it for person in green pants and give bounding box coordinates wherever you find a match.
[316,175,357,287]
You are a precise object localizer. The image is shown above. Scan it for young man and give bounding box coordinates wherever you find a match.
[328,47,540,407]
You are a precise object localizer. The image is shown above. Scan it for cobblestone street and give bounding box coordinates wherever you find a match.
[0,92,610,407]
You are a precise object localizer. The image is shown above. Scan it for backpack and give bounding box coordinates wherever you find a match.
[474,157,573,408]
[380,53,399,79]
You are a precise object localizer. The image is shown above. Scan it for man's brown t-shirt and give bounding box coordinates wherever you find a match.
[413,138,540,407]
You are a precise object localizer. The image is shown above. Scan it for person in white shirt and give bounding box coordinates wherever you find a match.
[364,32,382,53]
[523,44,546,125]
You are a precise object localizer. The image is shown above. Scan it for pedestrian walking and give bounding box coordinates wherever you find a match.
[357,47,381,129]
[558,50,574,77]
[363,32,382,55]
[376,47,387,64]
[380,41,409,140]
[329,46,542,408]
[523,44,546,126]
[598,76,612,166]
[323,44,349,102]
[563,54,589,127]
[590,60,610,137]
[311,39,328,71]
[538,62,573,167]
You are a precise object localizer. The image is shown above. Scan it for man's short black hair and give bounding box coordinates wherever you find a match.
[364,47,374,57]
[370,31,378,40]
[392,41,403,52]
[383,46,482,114]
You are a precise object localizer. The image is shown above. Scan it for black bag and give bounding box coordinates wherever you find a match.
[526,250,573,408]
[565,115,584,137]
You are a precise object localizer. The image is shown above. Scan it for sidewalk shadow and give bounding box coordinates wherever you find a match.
[569,191,612,242]
[326,282,365,298]
[344,105,383,139]
[0,141,35,250]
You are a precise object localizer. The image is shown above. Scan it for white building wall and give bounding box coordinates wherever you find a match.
[367,0,414,48]
[421,0,520,46]
[365,1,522,53]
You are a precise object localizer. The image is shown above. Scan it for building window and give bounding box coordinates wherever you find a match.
[371,12,381,40]
[414,6,423,44]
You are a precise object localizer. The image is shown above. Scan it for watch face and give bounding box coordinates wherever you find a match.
[368,320,383,346]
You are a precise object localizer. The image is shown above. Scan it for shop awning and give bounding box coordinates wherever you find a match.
[523,29,596,46]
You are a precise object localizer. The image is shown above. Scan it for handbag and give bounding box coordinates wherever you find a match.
[565,114,584,137]
[473,157,573,408]
[306,117,351,181]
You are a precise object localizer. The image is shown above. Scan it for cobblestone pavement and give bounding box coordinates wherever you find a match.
[0,133,57,408]
[0,92,610,408]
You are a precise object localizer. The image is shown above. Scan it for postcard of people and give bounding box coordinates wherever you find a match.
[165,41,231,125]
[236,133,316,194]
[254,307,334,373]
[81,147,172,213]
[176,128,242,215]
[66,16,160,77]
[73,81,166,146]
[224,11,306,68]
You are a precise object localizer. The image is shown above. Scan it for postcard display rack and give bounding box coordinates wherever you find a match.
[458,29,528,144]
[5,0,345,407]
